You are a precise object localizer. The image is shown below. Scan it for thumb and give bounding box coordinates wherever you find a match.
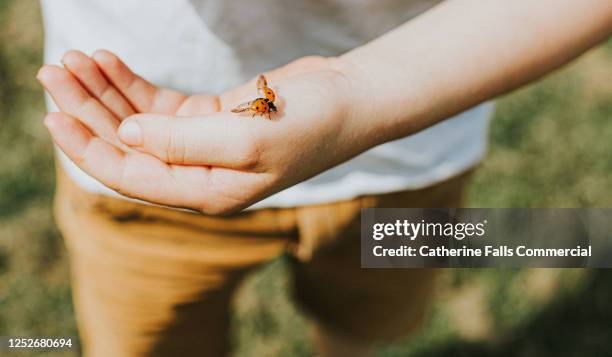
[117,113,261,169]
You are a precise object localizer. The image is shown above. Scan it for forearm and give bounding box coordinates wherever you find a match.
[341,0,612,145]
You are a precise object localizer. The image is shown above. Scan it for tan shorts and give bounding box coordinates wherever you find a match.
[54,167,472,356]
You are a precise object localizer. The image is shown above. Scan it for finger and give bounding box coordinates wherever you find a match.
[44,112,227,211]
[37,65,121,146]
[44,112,124,185]
[61,50,136,119]
[174,94,220,116]
[117,113,262,170]
[92,49,187,114]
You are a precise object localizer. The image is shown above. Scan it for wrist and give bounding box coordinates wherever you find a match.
[322,56,379,155]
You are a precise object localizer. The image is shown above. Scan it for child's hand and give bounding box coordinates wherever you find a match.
[38,50,375,213]
[38,0,612,214]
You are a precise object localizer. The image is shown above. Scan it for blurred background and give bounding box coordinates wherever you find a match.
[0,1,611,356]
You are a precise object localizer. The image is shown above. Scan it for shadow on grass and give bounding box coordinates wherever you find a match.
[417,270,612,357]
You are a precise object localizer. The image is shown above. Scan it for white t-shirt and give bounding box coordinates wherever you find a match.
[41,0,493,209]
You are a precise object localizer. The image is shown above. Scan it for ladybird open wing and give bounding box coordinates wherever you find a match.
[231,101,252,113]
[256,75,267,91]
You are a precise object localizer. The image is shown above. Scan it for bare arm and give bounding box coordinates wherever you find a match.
[343,0,612,146]
[39,0,612,213]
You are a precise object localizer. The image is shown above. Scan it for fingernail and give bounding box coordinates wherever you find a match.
[118,121,142,146]
[36,67,46,81]
[43,115,55,130]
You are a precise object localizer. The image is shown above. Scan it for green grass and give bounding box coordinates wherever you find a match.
[0,1,611,356]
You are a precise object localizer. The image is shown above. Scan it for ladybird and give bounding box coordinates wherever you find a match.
[231,98,276,119]
[231,74,278,119]
[257,74,276,103]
